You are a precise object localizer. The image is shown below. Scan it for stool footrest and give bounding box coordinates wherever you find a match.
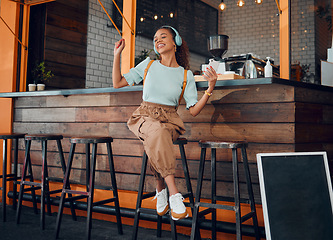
[92,197,116,207]
[48,189,62,195]
[22,186,41,192]
[6,176,19,181]
[21,181,41,187]
[137,207,157,215]
[198,208,214,218]
[216,196,250,204]
[47,177,65,183]
[0,173,16,179]
[197,202,235,211]
[241,211,256,223]
[142,191,155,200]
[94,185,114,191]
[64,195,88,202]
[63,189,89,196]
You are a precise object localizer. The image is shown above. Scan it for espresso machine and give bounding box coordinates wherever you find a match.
[203,35,229,74]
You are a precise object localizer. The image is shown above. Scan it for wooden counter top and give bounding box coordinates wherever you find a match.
[0,77,332,98]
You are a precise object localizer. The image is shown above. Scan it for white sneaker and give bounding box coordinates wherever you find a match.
[153,188,169,216]
[169,193,189,220]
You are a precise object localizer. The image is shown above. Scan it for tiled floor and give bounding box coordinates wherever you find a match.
[0,206,191,240]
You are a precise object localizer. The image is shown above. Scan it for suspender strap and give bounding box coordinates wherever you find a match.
[143,60,154,86]
[143,60,187,107]
[178,70,187,106]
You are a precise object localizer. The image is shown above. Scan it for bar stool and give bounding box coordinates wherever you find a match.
[16,134,75,229]
[132,138,196,240]
[0,133,26,221]
[55,136,123,240]
[190,140,260,240]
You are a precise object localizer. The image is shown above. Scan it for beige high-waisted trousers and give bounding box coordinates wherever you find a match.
[127,101,186,179]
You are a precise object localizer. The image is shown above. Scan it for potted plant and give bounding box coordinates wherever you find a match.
[30,61,54,91]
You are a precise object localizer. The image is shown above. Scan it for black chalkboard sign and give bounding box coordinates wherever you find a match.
[257,152,333,240]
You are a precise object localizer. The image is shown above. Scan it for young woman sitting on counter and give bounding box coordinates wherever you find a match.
[112,26,217,220]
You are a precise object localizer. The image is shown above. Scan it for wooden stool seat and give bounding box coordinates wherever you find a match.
[24,134,63,141]
[70,136,113,144]
[55,136,122,240]
[190,140,260,240]
[132,137,197,240]
[199,140,247,149]
[16,133,76,230]
[0,133,25,221]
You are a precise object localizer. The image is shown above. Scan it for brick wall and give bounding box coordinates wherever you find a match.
[220,0,280,64]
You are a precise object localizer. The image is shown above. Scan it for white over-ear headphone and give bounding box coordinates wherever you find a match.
[153,26,182,55]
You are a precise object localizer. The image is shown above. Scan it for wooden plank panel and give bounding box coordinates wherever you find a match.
[46,61,86,79]
[75,106,139,122]
[194,84,295,104]
[16,108,76,122]
[184,123,295,143]
[45,37,87,56]
[14,97,47,108]
[47,0,89,24]
[296,124,333,143]
[46,94,111,108]
[45,49,86,67]
[179,102,296,123]
[45,24,87,45]
[13,122,116,137]
[52,0,88,12]
[296,102,333,124]
[46,13,87,34]
[295,87,333,105]
[48,76,85,89]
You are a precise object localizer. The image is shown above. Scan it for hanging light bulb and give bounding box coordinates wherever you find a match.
[237,0,245,7]
[255,0,263,4]
[218,2,226,11]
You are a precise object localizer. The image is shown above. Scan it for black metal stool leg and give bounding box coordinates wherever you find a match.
[85,143,90,192]
[16,140,32,224]
[40,140,51,230]
[190,147,207,240]
[86,143,97,240]
[26,145,38,214]
[56,139,77,221]
[55,143,76,239]
[12,138,19,210]
[232,148,241,240]
[132,152,148,240]
[241,147,260,240]
[211,148,217,240]
[106,142,123,235]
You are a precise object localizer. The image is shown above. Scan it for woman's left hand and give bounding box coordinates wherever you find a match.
[203,66,218,91]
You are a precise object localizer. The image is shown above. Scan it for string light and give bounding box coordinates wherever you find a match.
[255,0,262,4]
[218,2,226,11]
[169,12,174,18]
[237,0,245,7]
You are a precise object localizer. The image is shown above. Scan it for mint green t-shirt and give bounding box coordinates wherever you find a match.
[123,57,198,109]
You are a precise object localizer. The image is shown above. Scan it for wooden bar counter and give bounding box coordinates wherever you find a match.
[1,77,333,204]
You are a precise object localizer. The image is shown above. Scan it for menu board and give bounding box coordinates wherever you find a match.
[113,0,218,56]
[257,152,333,240]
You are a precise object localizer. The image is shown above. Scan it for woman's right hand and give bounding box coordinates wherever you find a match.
[114,39,125,56]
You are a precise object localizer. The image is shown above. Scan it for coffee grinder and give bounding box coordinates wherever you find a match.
[203,35,229,74]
